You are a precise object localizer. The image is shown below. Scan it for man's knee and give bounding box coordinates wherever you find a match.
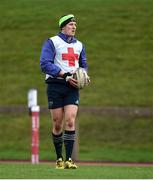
[53,117,63,133]
[65,117,75,129]
[66,120,74,129]
[54,124,62,132]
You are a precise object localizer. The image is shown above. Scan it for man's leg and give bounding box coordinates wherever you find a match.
[64,105,78,169]
[50,108,64,169]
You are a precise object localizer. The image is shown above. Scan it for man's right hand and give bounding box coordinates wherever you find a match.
[62,72,72,81]
[63,72,78,88]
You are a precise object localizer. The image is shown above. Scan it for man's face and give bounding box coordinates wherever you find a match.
[62,21,77,36]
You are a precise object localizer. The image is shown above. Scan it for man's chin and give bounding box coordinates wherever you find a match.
[71,32,75,36]
[69,34,75,37]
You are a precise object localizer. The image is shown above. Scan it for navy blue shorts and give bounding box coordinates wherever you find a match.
[47,82,79,109]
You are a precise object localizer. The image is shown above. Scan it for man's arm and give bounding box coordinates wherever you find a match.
[40,39,61,77]
[79,44,88,71]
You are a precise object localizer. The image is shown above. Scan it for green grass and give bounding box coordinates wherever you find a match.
[0,0,153,164]
[0,164,153,179]
[0,0,153,106]
[0,113,153,162]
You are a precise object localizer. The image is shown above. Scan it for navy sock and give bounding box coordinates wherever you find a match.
[52,132,63,160]
[64,130,75,161]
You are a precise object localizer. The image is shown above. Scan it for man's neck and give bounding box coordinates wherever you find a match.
[58,32,76,43]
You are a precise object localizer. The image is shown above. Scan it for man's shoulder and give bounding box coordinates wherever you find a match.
[49,35,59,41]
[74,38,83,49]
[76,39,82,44]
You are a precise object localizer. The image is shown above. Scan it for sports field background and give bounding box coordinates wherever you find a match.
[0,0,153,165]
[0,163,153,179]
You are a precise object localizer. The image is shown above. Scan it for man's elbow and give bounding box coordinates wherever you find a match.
[40,62,46,73]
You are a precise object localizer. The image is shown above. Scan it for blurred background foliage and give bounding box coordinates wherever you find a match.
[0,0,153,162]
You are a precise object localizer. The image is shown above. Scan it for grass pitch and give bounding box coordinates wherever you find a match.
[0,113,153,162]
[0,0,153,106]
[0,0,153,168]
[0,163,153,179]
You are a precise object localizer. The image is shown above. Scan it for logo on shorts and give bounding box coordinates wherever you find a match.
[49,101,53,108]
[75,100,79,105]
